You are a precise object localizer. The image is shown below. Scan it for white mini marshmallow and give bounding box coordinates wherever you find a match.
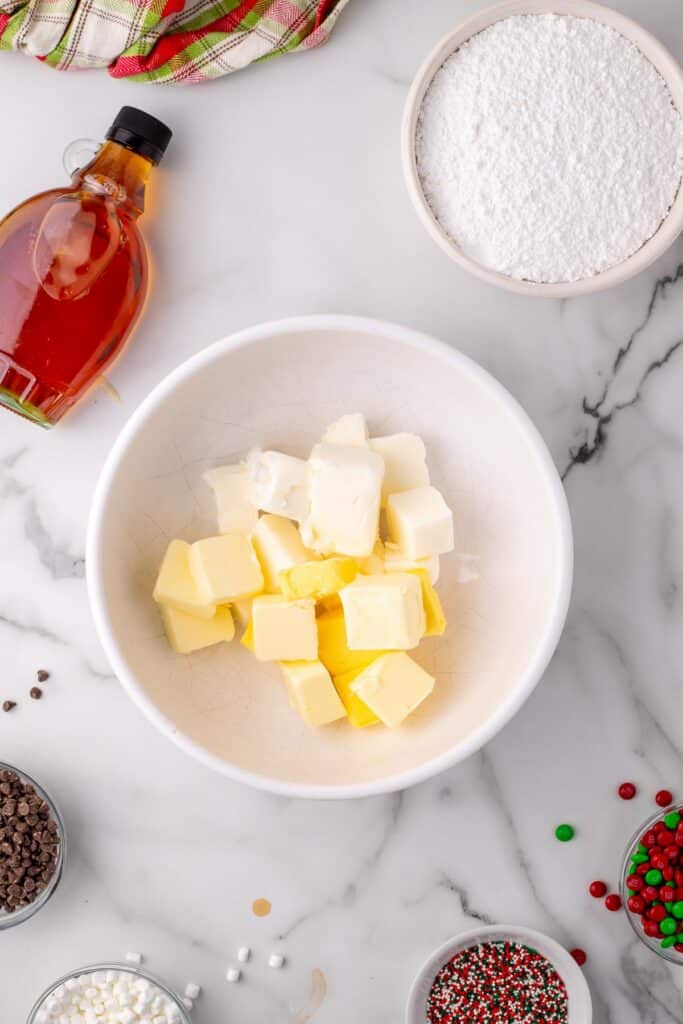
[237,946,251,963]
[184,983,201,1000]
[268,953,285,969]
[125,952,143,965]
[182,998,193,1011]
[226,967,241,983]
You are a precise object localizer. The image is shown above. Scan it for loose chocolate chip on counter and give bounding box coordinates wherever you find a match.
[2,701,16,713]
[36,670,49,683]
[0,768,60,914]
[29,688,42,700]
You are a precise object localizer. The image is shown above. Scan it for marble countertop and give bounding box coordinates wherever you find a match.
[3,0,683,1019]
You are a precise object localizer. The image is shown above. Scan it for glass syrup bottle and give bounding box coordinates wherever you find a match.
[0,107,172,427]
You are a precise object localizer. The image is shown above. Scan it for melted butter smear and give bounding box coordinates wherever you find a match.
[292,969,327,1023]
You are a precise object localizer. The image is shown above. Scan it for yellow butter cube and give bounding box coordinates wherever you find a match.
[279,557,358,601]
[350,653,435,727]
[161,604,235,654]
[279,660,346,727]
[339,573,425,651]
[316,608,389,677]
[332,666,380,728]
[190,534,263,604]
[251,595,317,662]
[409,568,446,637]
[252,514,314,593]
[153,540,216,620]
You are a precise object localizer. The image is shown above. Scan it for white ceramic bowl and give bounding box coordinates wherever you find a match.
[87,316,572,798]
[402,0,683,298]
[406,925,592,1024]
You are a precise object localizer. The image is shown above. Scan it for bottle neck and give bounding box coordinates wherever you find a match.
[74,140,154,217]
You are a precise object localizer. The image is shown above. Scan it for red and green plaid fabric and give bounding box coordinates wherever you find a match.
[0,0,349,83]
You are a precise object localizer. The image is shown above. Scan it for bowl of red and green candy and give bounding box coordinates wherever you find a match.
[622,798,683,961]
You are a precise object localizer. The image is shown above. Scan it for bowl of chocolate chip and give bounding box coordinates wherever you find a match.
[0,762,65,928]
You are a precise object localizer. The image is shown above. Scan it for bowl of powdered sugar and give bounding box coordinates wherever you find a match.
[403,0,683,296]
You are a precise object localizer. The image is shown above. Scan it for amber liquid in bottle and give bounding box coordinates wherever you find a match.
[0,141,153,427]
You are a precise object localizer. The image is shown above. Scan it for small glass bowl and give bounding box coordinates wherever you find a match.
[621,802,683,963]
[26,964,192,1024]
[0,760,66,930]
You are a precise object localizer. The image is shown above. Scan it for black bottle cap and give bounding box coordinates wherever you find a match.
[106,106,172,165]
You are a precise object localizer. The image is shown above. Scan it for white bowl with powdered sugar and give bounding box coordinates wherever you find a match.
[402,0,683,297]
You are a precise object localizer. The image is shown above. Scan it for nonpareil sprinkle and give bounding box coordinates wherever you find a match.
[426,941,568,1024]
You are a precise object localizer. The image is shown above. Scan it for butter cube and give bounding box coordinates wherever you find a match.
[279,661,346,727]
[248,450,310,523]
[350,653,435,727]
[252,514,314,593]
[153,540,216,620]
[279,557,358,601]
[383,542,440,584]
[203,464,258,534]
[386,486,454,560]
[302,443,384,557]
[340,573,425,651]
[409,568,446,637]
[322,413,368,447]
[251,596,317,661]
[162,605,235,654]
[332,666,380,728]
[369,433,430,506]
[232,597,253,628]
[316,608,387,676]
[190,535,263,604]
[358,540,386,575]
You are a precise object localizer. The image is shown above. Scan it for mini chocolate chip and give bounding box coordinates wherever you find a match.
[2,701,16,713]
[29,688,42,700]
[36,670,50,683]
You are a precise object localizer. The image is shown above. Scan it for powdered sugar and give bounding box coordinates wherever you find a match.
[416,14,683,283]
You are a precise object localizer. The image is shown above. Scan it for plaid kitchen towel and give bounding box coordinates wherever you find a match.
[0,0,349,83]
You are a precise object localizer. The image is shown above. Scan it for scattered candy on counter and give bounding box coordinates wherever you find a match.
[425,941,568,1024]
[182,997,194,1011]
[226,967,241,983]
[36,670,50,683]
[0,768,61,914]
[237,946,251,963]
[570,948,587,966]
[2,701,16,713]
[30,687,43,700]
[268,952,285,969]
[589,880,607,898]
[125,951,143,965]
[656,789,674,808]
[554,824,575,843]
[3,669,52,714]
[618,782,637,800]
[605,894,622,912]
[184,982,201,999]
[31,969,183,1023]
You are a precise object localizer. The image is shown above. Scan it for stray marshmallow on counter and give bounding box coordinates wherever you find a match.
[184,982,201,999]
[125,951,143,965]
[268,952,285,969]
[237,946,251,963]
[226,967,241,983]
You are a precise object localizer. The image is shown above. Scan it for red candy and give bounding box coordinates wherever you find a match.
[658,831,675,846]
[589,880,607,898]
[644,920,661,938]
[626,875,643,891]
[661,886,675,903]
[643,885,660,903]
[676,943,683,953]
[665,845,679,861]
[627,895,645,914]
[651,854,667,870]
[570,948,587,966]
[656,790,674,807]
[618,782,637,800]
[644,831,658,847]
[605,894,622,912]
[664,866,675,882]
[649,905,667,923]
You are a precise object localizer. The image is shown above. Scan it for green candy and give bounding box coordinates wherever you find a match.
[667,902,675,912]
[646,869,663,886]
[673,902,683,920]
[632,853,649,865]
[661,936,677,949]
[638,843,648,854]
[664,812,681,829]
[660,917,677,936]
[555,824,574,842]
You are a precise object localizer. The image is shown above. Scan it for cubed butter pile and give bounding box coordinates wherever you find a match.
[153,415,455,730]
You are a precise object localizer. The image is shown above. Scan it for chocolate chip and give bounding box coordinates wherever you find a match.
[29,688,42,700]
[0,769,60,914]
[2,701,16,713]
[36,670,50,683]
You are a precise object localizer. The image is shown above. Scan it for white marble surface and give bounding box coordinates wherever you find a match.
[3,0,683,1019]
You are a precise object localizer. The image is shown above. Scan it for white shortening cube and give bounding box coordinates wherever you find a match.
[251,514,315,593]
[386,485,454,560]
[203,464,258,534]
[369,433,430,506]
[251,596,318,661]
[248,450,310,523]
[153,540,216,619]
[339,573,425,651]
[322,413,369,447]
[350,652,435,727]
[190,535,264,603]
[302,443,384,557]
[279,660,346,727]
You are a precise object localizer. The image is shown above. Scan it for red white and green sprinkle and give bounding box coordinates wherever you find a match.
[426,941,568,1024]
